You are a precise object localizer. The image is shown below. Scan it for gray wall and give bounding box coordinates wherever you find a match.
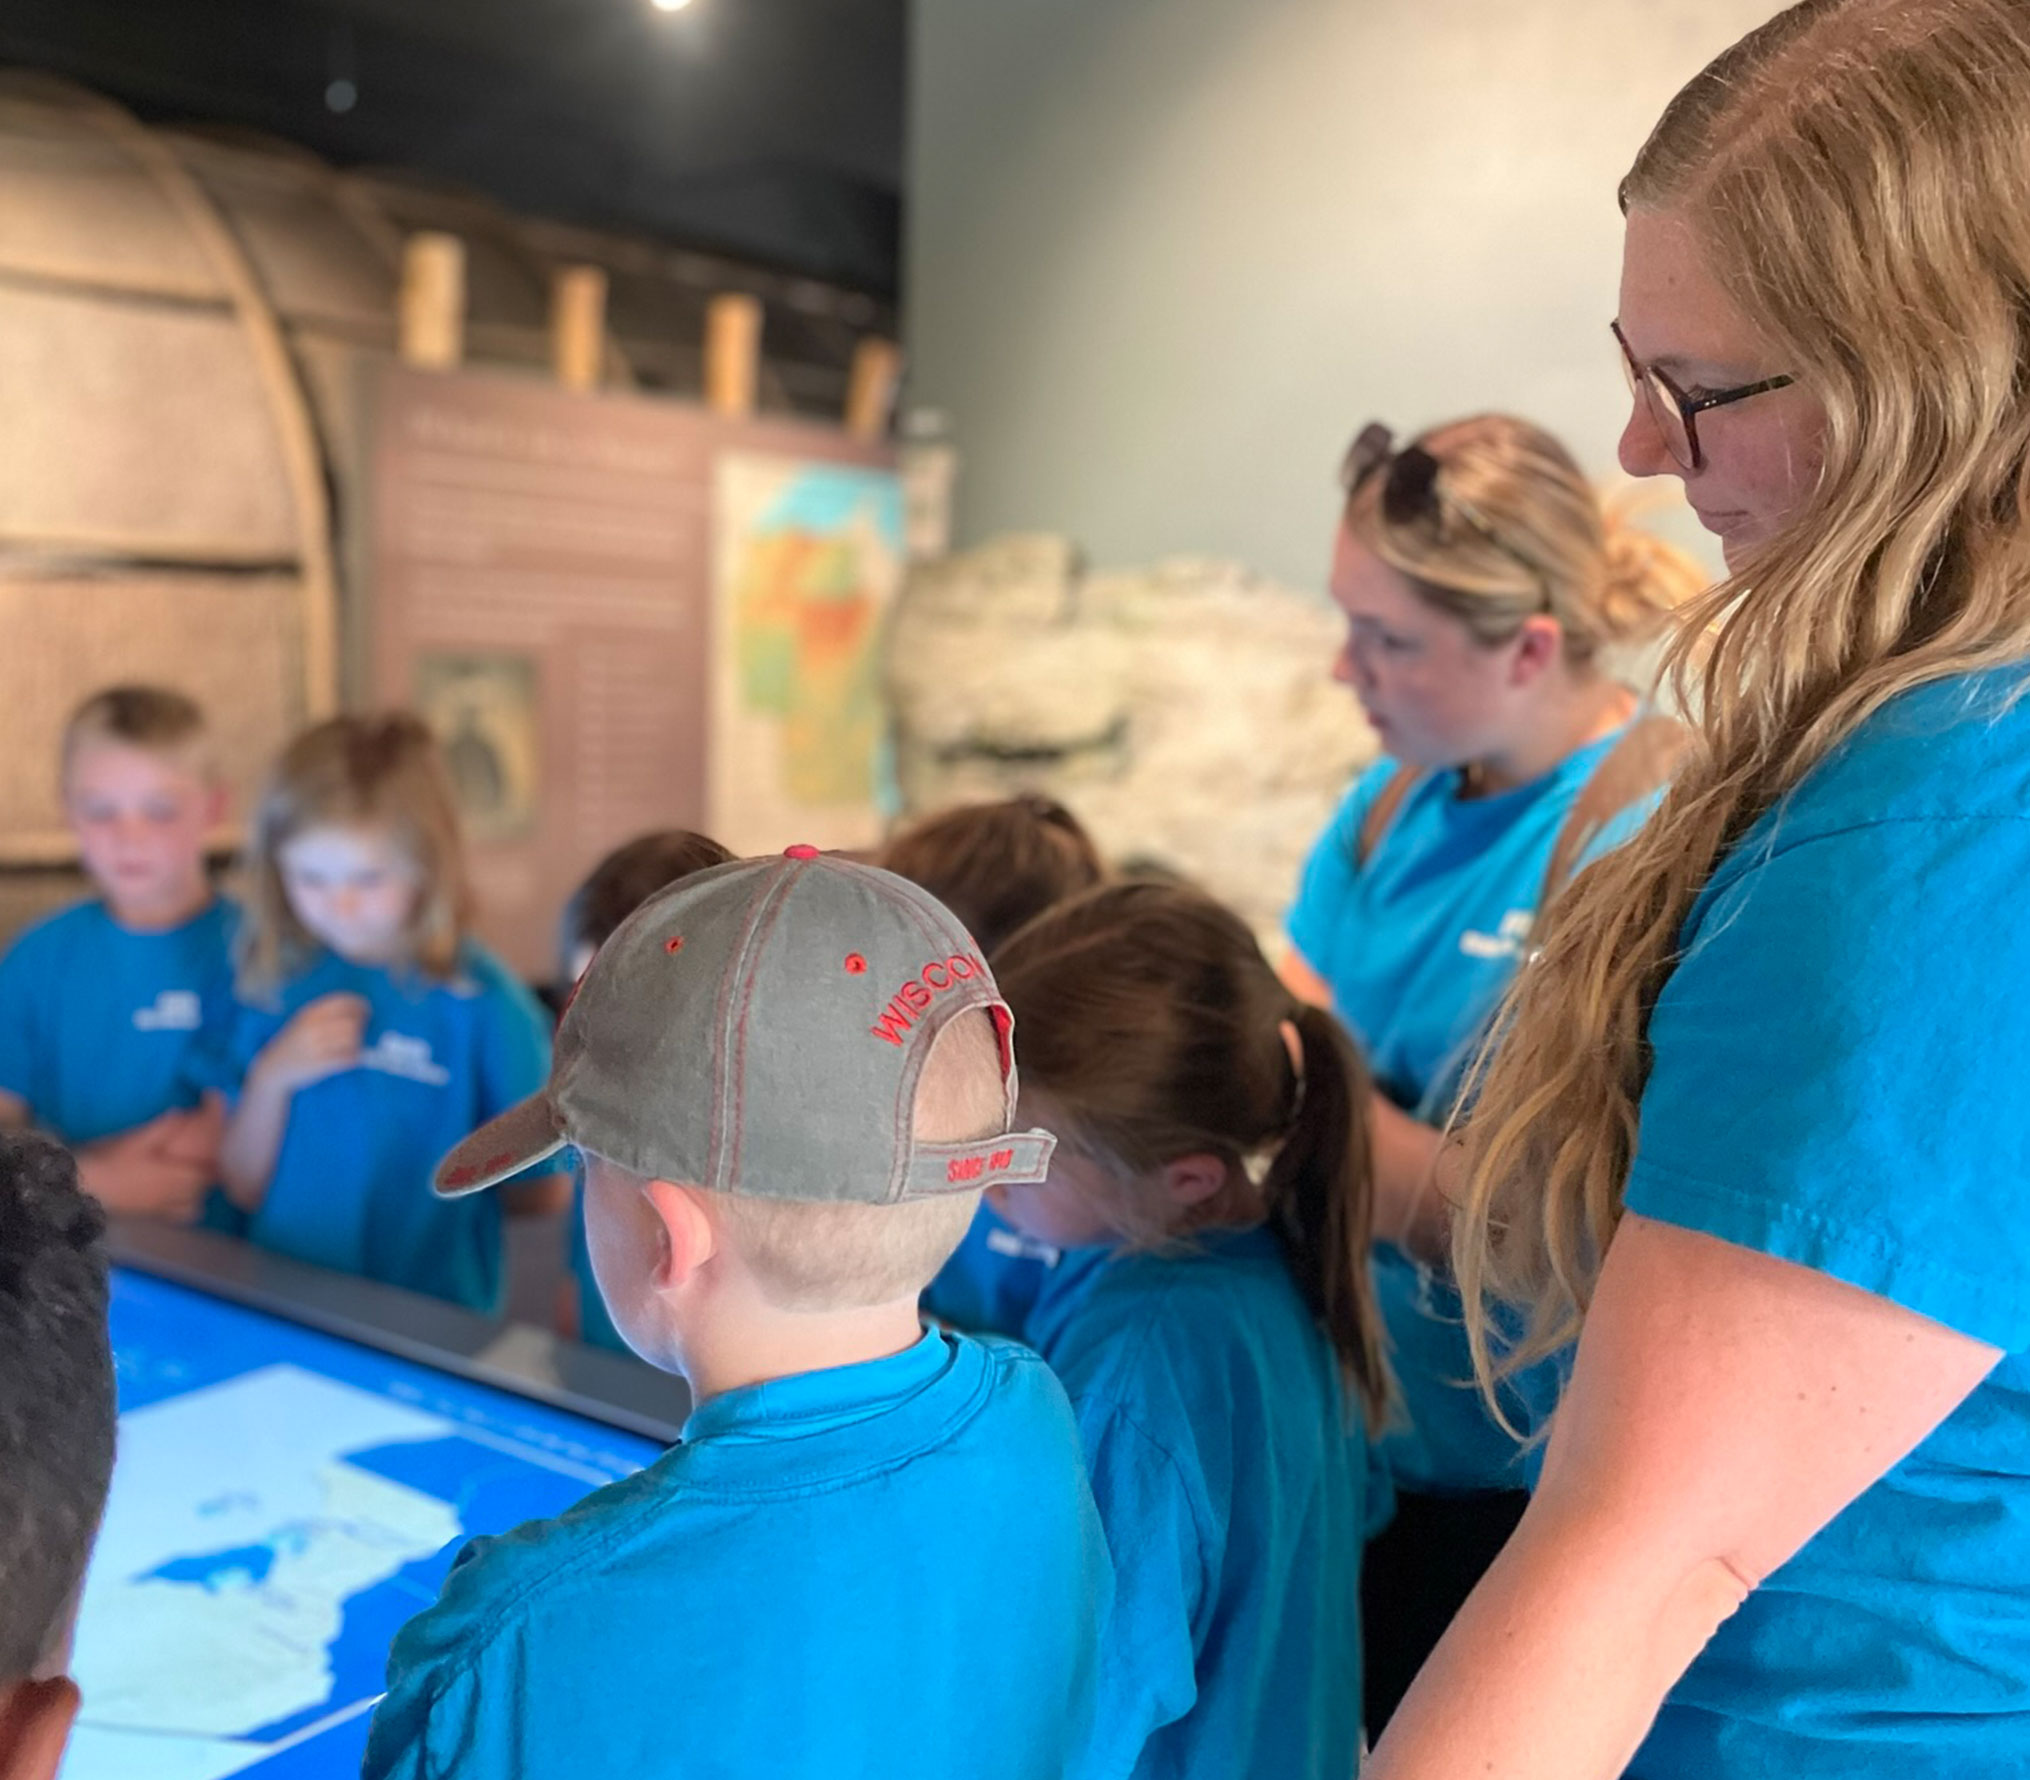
[906,0,1784,590]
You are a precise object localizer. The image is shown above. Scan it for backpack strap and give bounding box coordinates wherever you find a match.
[1355,766,1422,868]
[1539,712,1693,905]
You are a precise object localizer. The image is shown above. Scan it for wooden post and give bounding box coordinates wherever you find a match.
[400,232,466,370]
[551,264,608,392]
[705,293,763,417]
[845,337,903,441]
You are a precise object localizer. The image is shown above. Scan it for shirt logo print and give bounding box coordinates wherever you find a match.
[133,990,203,1033]
[1459,909,1534,962]
[359,1032,451,1087]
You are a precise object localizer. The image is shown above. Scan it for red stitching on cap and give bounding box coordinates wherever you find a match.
[665,935,685,954]
[845,953,868,974]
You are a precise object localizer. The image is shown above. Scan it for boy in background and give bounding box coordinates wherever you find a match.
[368,849,1113,1779]
[0,689,237,1224]
[0,1134,118,1780]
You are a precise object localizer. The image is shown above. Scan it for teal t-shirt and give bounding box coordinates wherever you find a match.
[1611,669,2030,1775]
[1288,734,1652,1494]
[0,896,245,1232]
[1024,1228,1375,1780]
[205,941,549,1311]
[923,1199,1061,1336]
[364,1329,1114,1780]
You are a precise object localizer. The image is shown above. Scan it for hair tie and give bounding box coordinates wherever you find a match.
[1279,1016,1307,1122]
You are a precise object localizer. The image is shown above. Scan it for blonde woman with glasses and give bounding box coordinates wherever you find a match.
[1371,3,2030,1775]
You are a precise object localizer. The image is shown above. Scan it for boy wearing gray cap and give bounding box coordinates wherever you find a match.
[364,847,1114,1780]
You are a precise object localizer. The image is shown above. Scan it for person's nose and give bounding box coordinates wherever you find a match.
[1619,396,1680,481]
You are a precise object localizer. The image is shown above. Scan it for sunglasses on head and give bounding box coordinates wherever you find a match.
[1337,421,1551,600]
[1340,423,1445,527]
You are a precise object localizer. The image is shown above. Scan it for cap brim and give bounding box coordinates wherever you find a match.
[433,1094,570,1199]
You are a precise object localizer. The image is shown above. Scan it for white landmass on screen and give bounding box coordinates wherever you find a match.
[63,1365,461,1776]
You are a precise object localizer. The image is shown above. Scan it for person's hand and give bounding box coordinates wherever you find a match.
[156,1093,226,1170]
[253,994,369,1094]
[75,1112,215,1221]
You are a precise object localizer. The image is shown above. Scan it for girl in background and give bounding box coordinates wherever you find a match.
[990,880,1390,1780]
[216,715,557,1310]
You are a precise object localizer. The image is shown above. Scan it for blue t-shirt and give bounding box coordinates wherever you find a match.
[206,941,550,1312]
[1288,734,1653,1495]
[1603,669,2030,1776]
[1023,1227,1373,1780]
[364,1329,1114,1780]
[923,1199,1061,1336]
[0,897,245,1232]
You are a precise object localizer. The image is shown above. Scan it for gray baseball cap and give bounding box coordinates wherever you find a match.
[434,845,1057,1203]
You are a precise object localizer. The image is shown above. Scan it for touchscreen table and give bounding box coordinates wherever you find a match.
[64,1267,668,1780]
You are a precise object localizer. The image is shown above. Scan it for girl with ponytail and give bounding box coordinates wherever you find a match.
[987,880,1387,1780]
[1373,3,2030,1776]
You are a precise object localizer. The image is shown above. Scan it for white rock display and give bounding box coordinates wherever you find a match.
[884,534,1380,939]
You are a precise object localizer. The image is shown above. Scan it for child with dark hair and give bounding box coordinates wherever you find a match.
[990,880,1391,1780]
[880,795,1105,955]
[883,797,1108,1334]
[554,829,735,1349]
[0,1133,116,1780]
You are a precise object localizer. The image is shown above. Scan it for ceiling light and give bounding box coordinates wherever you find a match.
[650,0,694,11]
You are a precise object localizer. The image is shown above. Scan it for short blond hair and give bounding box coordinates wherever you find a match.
[713,1008,1008,1312]
[62,685,213,782]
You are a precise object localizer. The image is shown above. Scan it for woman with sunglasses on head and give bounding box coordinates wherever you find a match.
[1282,413,1705,1731]
[1369,4,2030,1778]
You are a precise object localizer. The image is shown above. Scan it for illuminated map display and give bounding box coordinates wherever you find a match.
[63,1269,665,1779]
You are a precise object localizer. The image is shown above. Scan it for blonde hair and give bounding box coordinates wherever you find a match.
[62,685,212,781]
[992,882,1391,1429]
[1455,0,2030,1392]
[1346,414,1707,663]
[715,1008,1006,1312]
[240,714,473,995]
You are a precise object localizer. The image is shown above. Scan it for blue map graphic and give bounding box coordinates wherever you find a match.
[62,1271,666,1780]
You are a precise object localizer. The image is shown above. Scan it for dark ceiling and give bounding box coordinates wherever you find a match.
[0,0,906,295]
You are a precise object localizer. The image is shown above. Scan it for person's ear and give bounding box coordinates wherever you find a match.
[1159,1154,1230,1210]
[200,779,229,832]
[1508,614,1564,686]
[642,1180,719,1293]
[0,1677,81,1780]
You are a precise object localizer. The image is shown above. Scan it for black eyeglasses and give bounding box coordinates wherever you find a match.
[1339,422,1547,594]
[1611,320,1793,472]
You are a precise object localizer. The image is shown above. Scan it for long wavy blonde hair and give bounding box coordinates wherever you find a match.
[1455,0,2030,1389]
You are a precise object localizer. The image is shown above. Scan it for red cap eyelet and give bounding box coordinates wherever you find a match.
[665,935,685,954]
[844,952,868,974]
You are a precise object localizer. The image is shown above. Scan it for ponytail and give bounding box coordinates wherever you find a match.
[1263,1003,1392,1432]
[994,880,1394,1434]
